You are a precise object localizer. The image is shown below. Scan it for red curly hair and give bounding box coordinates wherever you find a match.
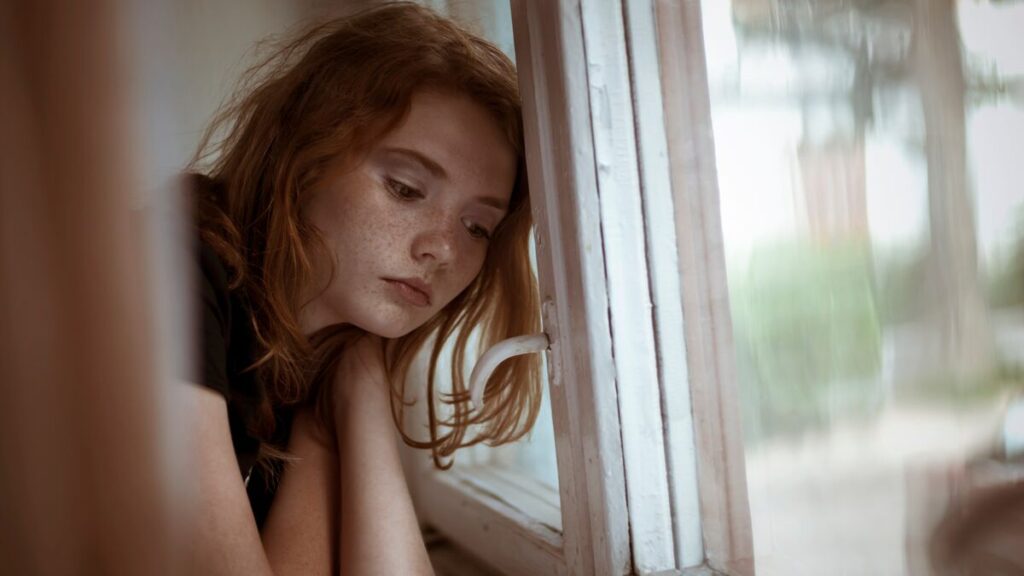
[189,2,541,468]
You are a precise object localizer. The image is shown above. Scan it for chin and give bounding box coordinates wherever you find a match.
[360,323,414,339]
[351,308,425,339]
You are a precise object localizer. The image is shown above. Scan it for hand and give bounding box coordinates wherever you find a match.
[332,332,391,420]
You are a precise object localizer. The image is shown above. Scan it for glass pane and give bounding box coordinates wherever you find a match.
[456,333,560,494]
[431,0,561,498]
[702,0,1024,573]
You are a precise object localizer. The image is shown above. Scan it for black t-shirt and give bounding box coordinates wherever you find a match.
[197,240,292,528]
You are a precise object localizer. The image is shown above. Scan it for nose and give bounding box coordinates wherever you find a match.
[411,220,457,267]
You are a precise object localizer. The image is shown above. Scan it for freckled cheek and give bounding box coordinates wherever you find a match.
[376,208,422,258]
[350,206,422,270]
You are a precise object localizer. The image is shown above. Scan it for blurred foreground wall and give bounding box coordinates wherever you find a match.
[0,1,170,574]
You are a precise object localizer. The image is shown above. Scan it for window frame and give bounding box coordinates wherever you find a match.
[406,1,756,574]
[652,0,755,573]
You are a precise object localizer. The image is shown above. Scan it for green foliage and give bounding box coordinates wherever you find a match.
[729,240,883,440]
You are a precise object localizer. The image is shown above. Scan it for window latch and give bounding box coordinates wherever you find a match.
[468,333,550,410]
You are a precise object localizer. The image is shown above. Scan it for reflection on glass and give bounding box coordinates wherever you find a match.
[703,0,1024,573]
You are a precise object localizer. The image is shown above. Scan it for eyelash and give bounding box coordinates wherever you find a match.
[462,218,491,241]
[385,177,423,201]
[385,176,492,241]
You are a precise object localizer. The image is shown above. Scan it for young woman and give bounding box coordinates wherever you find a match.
[184,3,541,574]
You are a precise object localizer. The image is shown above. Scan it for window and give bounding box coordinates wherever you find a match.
[407,0,717,574]
[408,1,1023,575]
[401,2,566,574]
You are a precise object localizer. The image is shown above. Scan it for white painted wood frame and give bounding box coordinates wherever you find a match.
[621,0,706,569]
[500,1,641,573]
[572,0,680,571]
[654,0,756,574]
[416,466,567,575]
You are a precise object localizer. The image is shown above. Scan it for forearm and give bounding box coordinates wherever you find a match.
[336,370,433,575]
[261,408,339,576]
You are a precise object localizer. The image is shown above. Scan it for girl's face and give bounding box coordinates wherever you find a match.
[300,90,517,338]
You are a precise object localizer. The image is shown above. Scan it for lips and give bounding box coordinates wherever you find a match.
[384,277,432,307]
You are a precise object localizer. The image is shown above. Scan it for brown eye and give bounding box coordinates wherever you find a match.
[462,217,491,240]
[385,177,423,201]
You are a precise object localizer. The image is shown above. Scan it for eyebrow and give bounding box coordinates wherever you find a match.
[384,146,509,212]
[475,195,508,212]
[384,147,448,180]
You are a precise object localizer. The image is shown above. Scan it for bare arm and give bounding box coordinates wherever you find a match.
[186,332,432,575]
[185,384,337,576]
[261,408,338,575]
[186,384,274,576]
[333,336,434,575]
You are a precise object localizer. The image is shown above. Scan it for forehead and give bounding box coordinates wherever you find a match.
[374,90,517,198]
